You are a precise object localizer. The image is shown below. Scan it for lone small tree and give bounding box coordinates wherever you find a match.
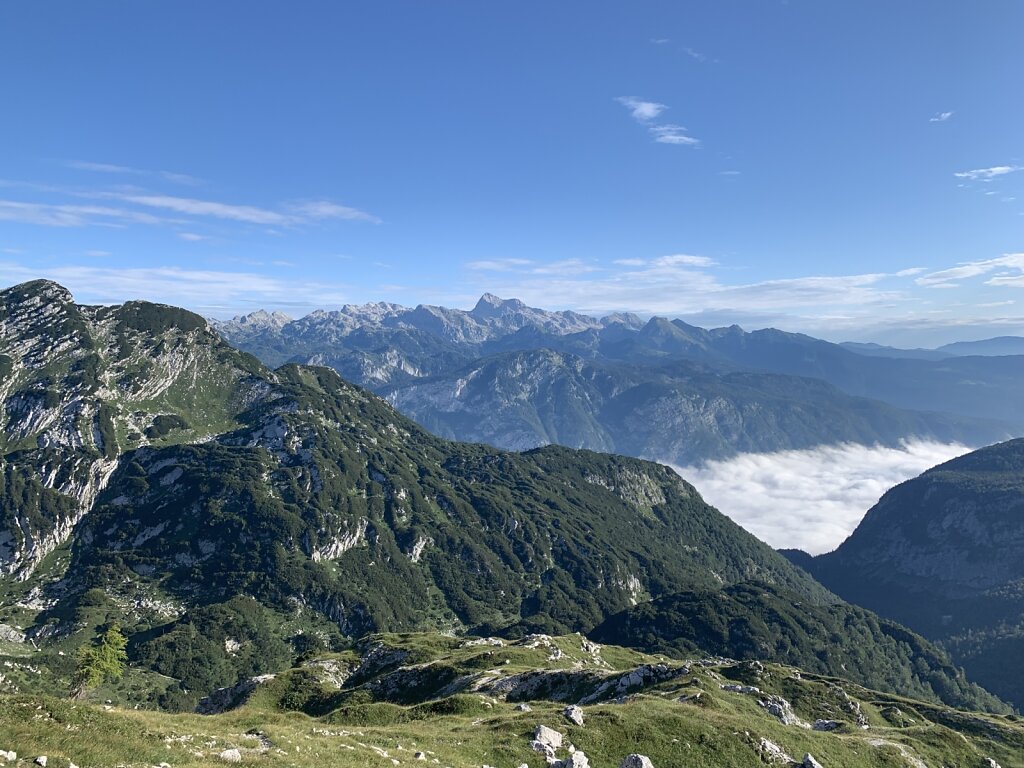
[70,623,128,699]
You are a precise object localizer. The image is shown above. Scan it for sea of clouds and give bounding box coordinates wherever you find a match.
[673,441,972,556]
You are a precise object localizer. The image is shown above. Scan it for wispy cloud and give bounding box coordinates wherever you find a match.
[284,200,381,223]
[463,250,904,320]
[66,160,203,185]
[0,200,171,227]
[649,124,700,146]
[177,232,207,242]
[954,165,1021,181]
[0,261,353,315]
[616,96,667,122]
[683,46,707,62]
[916,253,1024,287]
[466,258,533,272]
[616,97,700,147]
[929,110,954,123]
[2,186,381,230]
[673,441,971,554]
[650,37,670,45]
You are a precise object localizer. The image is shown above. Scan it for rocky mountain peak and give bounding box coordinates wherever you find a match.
[471,292,526,317]
[232,309,292,330]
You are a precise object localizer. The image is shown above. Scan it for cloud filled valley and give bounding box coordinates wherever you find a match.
[673,440,973,555]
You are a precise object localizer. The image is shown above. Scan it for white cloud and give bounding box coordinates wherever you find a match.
[466,258,533,271]
[616,96,667,122]
[929,111,954,122]
[93,192,380,226]
[529,258,600,276]
[916,253,1024,287]
[650,38,671,45]
[954,165,1021,181]
[285,200,382,224]
[177,232,207,241]
[0,200,170,227]
[649,124,700,146]
[0,262,353,316]
[672,441,972,554]
[616,97,700,147]
[67,160,202,185]
[683,47,707,62]
[67,161,136,174]
[655,254,717,267]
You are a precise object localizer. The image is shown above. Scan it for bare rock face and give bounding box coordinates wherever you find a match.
[620,756,655,768]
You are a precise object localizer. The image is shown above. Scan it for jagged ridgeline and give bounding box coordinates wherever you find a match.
[0,280,1007,717]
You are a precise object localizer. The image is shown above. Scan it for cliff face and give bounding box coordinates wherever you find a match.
[0,280,271,577]
[810,439,1024,706]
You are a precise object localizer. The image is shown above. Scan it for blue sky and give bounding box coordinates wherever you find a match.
[1,0,1022,346]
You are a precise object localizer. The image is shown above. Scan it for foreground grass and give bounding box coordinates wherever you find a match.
[1,633,1022,768]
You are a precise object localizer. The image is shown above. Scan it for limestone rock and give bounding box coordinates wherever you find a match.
[802,754,825,768]
[757,739,793,764]
[534,725,564,750]
[813,719,843,731]
[34,758,47,768]
[620,756,655,768]
[563,705,585,726]
[218,749,242,763]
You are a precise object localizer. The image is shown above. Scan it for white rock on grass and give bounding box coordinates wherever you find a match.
[757,739,793,764]
[556,752,590,768]
[813,719,842,731]
[218,748,242,763]
[563,705,585,726]
[533,725,564,749]
[620,756,655,768]
[802,754,825,768]
[34,758,47,768]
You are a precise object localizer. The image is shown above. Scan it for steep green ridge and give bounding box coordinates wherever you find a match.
[590,583,1005,713]
[2,632,1022,768]
[809,439,1024,708]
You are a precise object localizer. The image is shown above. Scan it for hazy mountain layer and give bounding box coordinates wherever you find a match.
[214,295,1018,462]
[381,349,1001,464]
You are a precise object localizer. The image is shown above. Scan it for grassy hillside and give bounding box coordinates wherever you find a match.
[1,632,1021,768]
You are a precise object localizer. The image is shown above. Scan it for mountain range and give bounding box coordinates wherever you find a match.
[0,279,1009,721]
[213,294,1023,464]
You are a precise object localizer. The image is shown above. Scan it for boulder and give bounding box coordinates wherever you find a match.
[802,754,825,768]
[556,752,590,768]
[218,749,242,763]
[757,739,793,764]
[33,758,47,768]
[620,756,655,768]
[563,705,585,726]
[534,725,564,750]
